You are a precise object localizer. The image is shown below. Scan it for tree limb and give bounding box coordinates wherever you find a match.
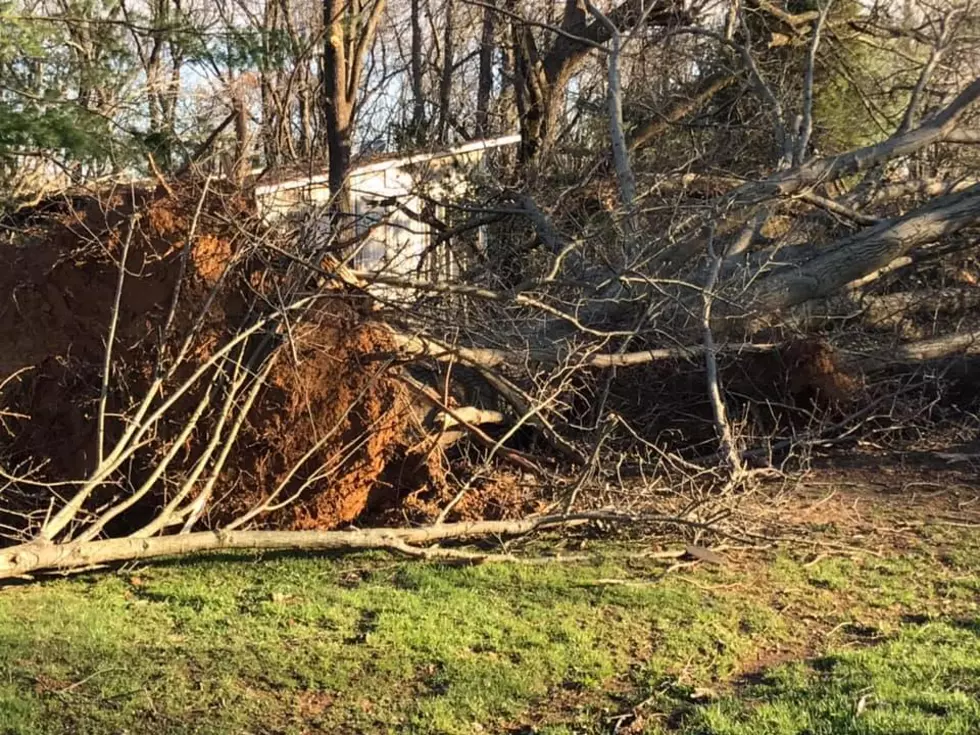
[629,72,738,152]
[727,76,980,207]
[731,182,980,326]
[0,512,675,579]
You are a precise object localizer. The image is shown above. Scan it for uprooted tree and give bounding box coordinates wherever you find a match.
[1,0,979,579]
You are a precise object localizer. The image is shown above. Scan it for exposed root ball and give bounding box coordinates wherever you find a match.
[0,183,433,537]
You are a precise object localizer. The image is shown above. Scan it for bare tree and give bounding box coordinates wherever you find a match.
[503,0,688,163]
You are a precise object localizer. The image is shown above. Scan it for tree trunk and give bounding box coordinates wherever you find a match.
[476,0,496,135]
[510,0,687,164]
[163,0,183,170]
[299,86,315,158]
[260,0,283,167]
[232,85,252,185]
[410,0,427,142]
[437,0,456,142]
[321,0,386,202]
[322,0,353,201]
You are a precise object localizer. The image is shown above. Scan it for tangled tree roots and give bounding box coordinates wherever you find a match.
[0,183,435,542]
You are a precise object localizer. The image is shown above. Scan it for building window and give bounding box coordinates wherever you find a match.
[353,202,387,271]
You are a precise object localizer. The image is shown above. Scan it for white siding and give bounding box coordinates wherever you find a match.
[253,136,518,292]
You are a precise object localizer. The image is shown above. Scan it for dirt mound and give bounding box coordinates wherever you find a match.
[607,337,861,454]
[222,320,420,530]
[382,470,545,525]
[0,182,431,535]
[1,184,248,477]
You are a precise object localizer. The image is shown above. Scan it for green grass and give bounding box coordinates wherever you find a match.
[0,524,976,734]
[685,620,980,735]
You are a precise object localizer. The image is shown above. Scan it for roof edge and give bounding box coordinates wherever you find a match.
[253,134,520,198]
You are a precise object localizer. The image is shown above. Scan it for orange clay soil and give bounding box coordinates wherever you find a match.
[0,182,437,533]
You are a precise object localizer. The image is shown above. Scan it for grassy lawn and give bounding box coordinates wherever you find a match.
[0,497,977,733]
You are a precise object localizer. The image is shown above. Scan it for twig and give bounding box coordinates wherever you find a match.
[702,223,744,476]
[146,153,176,199]
[96,208,139,468]
[54,667,121,695]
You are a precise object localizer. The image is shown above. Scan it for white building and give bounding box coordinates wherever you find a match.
[252,135,519,290]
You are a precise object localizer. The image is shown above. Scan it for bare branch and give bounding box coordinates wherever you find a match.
[728,77,980,207]
[898,8,962,134]
[0,512,699,580]
[96,210,138,468]
[797,0,833,165]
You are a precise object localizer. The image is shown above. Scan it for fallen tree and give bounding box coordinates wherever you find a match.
[725,182,980,331]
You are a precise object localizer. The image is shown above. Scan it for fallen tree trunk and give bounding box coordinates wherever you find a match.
[865,177,980,206]
[726,77,980,207]
[629,72,738,152]
[798,288,980,328]
[729,182,980,329]
[0,512,661,580]
[656,79,980,271]
[848,329,980,372]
